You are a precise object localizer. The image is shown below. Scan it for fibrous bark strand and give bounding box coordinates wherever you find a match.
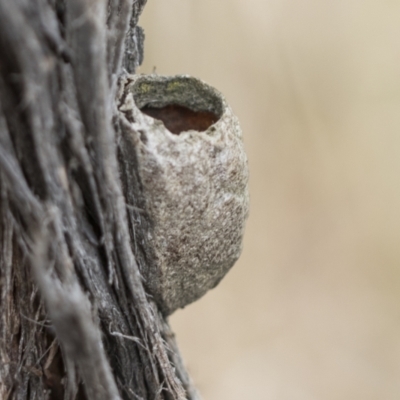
[0,0,199,399]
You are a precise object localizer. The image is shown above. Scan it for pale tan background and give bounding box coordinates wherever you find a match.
[138,1,400,399]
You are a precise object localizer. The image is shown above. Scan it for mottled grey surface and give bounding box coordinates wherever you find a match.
[119,74,249,315]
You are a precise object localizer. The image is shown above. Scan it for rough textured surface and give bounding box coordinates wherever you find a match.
[0,1,200,399]
[119,74,249,315]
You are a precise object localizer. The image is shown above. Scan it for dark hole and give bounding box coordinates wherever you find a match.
[141,104,219,135]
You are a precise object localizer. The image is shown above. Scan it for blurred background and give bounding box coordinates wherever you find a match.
[139,1,400,399]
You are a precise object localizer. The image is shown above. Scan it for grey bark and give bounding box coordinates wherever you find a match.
[0,1,199,399]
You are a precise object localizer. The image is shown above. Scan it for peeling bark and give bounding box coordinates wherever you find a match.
[0,1,199,399]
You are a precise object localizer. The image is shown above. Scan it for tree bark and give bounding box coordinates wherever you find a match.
[0,1,199,399]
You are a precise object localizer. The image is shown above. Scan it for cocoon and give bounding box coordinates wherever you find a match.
[119,74,249,315]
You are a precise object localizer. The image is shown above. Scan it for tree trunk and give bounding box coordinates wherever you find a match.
[0,1,199,399]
